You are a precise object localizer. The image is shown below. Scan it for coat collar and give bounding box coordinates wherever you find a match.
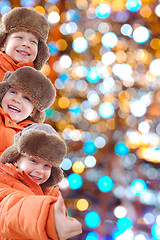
[0,107,35,130]
[0,51,34,72]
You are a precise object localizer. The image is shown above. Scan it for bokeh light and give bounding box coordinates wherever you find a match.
[85,211,101,228]
[97,176,113,193]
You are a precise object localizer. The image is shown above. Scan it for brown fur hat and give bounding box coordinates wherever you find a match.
[0,7,50,70]
[0,66,56,123]
[0,123,67,187]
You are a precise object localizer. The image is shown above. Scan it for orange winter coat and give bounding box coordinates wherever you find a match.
[0,51,34,82]
[0,107,34,156]
[0,162,60,240]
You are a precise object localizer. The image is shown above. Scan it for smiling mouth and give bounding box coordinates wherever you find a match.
[30,175,42,181]
[8,105,20,112]
[16,50,30,56]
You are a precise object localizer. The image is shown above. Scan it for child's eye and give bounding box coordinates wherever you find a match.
[31,40,38,45]
[30,159,37,163]
[15,36,23,39]
[10,90,17,94]
[44,164,51,169]
[23,96,30,101]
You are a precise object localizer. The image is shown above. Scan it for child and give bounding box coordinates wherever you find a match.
[0,66,56,155]
[0,7,50,81]
[0,123,82,240]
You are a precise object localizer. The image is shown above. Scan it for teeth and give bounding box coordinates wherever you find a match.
[8,105,20,112]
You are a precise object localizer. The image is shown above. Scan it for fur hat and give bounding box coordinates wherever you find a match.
[0,66,56,123]
[0,7,50,70]
[0,123,67,187]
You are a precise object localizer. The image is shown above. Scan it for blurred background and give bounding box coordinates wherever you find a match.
[1,0,160,239]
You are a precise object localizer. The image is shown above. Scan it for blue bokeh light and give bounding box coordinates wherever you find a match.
[126,0,142,12]
[48,41,59,56]
[69,103,82,118]
[114,141,129,156]
[85,212,101,228]
[97,176,113,193]
[117,217,133,232]
[85,231,100,240]
[99,102,114,119]
[151,223,160,240]
[20,0,35,7]
[72,37,88,53]
[96,3,111,19]
[83,141,97,155]
[130,179,147,195]
[68,173,83,190]
[86,67,101,83]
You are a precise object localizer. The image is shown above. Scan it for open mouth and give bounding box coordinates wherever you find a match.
[30,175,42,182]
[8,105,20,112]
[16,50,30,56]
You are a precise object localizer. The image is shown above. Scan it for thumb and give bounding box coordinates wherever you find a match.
[55,195,65,213]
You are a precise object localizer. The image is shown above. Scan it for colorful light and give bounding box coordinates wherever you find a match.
[130,100,147,117]
[149,59,160,76]
[61,158,72,171]
[76,198,89,211]
[72,37,88,53]
[114,141,129,156]
[126,0,142,12]
[95,3,111,19]
[86,67,101,83]
[85,211,101,228]
[68,173,83,190]
[98,102,114,119]
[101,32,118,48]
[117,217,133,231]
[85,231,100,240]
[83,141,97,155]
[130,179,147,195]
[133,26,150,43]
[97,176,113,193]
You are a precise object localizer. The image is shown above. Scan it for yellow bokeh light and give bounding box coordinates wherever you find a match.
[34,6,45,15]
[41,64,51,76]
[140,5,152,18]
[56,39,68,51]
[76,199,89,211]
[72,161,85,174]
[106,118,115,130]
[58,97,70,109]
[150,38,160,50]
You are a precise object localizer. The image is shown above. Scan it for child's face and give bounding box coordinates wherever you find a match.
[15,155,52,185]
[1,88,35,123]
[2,31,38,63]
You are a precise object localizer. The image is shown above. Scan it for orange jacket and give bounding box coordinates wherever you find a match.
[0,107,34,156]
[0,51,34,82]
[0,162,60,240]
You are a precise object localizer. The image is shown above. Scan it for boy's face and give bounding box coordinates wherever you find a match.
[2,31,38,63]
[15,155,52,185]
[1,88,35,123]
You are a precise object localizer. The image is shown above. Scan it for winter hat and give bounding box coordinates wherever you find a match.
[0,66,56,123]
[0,7,50,70]
[0,123,67,187]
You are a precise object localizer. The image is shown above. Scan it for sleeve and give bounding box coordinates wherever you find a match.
[0,183,59,240]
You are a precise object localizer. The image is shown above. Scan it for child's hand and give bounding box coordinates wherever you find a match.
[54,195,82,240]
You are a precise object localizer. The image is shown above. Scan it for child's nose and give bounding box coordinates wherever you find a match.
[22,40,31,47]
[12,96,21,104]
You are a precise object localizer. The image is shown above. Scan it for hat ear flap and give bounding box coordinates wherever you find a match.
[0,145,20,164]
[3,71,13,82]
[41,167,64,187]
[30,110,46,123]
[0,25,7,48]
[34,41,50,70]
